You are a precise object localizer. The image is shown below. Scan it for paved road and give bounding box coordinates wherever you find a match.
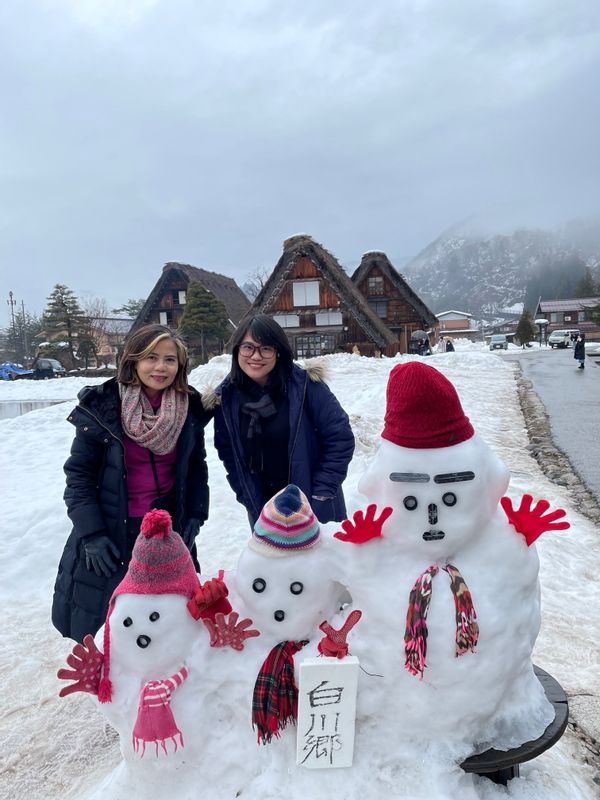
[504,346,600,502]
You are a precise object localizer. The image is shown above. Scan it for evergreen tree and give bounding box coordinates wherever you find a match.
[573,267,598,298]
[515,308,537,347]
[112,298,146,317]
[178,282,230,362]
[2,309,42,363]
[42,284,87,366]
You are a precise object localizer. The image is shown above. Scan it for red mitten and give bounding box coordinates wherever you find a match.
[334,505,393,544]
[187,570,232,621]
[57,634,104,698]
[202,612,260,651]
[501,494,570,546]
[318,609,363,658]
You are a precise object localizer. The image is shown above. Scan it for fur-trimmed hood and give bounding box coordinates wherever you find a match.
[201,358,328,412]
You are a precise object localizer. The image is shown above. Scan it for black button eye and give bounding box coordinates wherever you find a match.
[442,492,457,507]
[253,578,266,593]
[404,496,418,511]
[290,582,304,595]
[149,611,160,622]
[123,617,133,627]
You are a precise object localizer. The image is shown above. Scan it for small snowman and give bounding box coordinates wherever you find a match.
[226,484,359,746]
[334,362,568,756]
[58,509,230,798]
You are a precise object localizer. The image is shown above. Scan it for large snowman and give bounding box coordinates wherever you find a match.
[335,361,568,759]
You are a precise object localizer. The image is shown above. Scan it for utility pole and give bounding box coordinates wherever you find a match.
[21,299,29,358]
[7,290,16,326]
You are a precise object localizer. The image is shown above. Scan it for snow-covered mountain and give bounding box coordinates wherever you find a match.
[400,218,600,314]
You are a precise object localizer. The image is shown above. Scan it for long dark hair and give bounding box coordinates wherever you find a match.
[118,324,190,392]
[229,314,293,390]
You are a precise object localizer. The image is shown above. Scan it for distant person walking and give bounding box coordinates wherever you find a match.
[445,338,455,352]
[437,338,447,353]
[574,334,586,369]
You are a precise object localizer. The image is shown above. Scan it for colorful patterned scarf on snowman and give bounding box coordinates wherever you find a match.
[252,640,307,745]
[132,665,188,757]
[404,564,478,679]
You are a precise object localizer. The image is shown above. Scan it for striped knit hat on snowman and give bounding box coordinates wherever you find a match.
[251,484,321,556]
[98,509,200,703]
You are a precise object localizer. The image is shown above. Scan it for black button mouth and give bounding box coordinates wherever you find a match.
[136,634,151,648]
[423,530,445,541]
[274,610,285,622]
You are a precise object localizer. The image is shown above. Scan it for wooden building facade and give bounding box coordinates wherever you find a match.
[246,235,434,357]
[351,252,438,352]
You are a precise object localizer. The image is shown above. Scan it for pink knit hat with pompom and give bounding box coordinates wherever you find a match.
[98,509,200,703]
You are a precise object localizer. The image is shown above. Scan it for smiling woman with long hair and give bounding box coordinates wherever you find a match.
[204,314,355,528]
[52,324,211,642]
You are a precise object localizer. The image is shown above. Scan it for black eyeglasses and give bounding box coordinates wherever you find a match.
[239,342,277,358]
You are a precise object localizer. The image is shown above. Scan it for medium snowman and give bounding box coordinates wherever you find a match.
[57,509,231,798]
[334,361,568,757]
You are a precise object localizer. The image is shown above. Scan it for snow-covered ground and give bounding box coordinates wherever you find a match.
[1,348,599,799]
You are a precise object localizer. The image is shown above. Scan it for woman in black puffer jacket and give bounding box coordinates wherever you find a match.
[52,324,211,642]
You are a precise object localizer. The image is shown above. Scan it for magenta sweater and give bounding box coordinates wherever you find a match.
[123,392,177,517]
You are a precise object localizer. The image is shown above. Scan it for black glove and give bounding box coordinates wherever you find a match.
[83,534,120,577]
[182,518,201,549]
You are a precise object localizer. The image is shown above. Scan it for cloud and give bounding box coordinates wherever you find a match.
[1,0,599,317]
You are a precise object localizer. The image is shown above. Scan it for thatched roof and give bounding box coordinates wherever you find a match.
[131,262,250,333]
[352,251,438,328]
[246,235,398,348]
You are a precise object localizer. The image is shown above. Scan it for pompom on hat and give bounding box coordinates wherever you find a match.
[382,362,474,449]
[251,485,320,557]
[98,509,200,703]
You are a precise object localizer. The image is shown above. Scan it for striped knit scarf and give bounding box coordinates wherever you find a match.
[120,384,188,455]
[252,640,306,745]
[404,563,478,679]
[132,665,188,757]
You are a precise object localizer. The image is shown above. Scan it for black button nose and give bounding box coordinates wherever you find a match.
[274,610,285,622]
[136,634,151,648]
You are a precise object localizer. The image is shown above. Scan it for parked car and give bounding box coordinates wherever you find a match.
[31,357,66,379]
[548,329,580,349]
[489,334,508,351]
[0,362,34,380]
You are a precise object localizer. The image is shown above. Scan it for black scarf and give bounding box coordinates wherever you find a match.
[240,392,278,473]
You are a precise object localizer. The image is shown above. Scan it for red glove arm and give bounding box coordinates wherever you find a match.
[57,634,104,698]
[318,609,363,659]
[187,571,232,621]
[501,494,570,546]
[202,612,260,651]
[334,505,393,544]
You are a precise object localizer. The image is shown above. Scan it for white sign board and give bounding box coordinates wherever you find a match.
[296,656,359,769]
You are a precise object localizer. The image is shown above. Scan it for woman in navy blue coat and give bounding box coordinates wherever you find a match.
[205,315,354,527]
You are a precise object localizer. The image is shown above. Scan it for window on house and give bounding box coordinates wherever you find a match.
[292,281,320,307]
[273,314,300,328]
[368,299,388,318]
[564,314,573,323]
[315,310,343,326]
[368,276,384,296]
[159,310,174,326]
[295,334,336,357]
[178,290,187,305]
[550,313,558,323]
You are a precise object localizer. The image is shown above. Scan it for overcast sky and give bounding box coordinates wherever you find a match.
[1,0,599,321]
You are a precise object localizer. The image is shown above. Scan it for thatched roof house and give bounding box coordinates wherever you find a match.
[130,262,250,334]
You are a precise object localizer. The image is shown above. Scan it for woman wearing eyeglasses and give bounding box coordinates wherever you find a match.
[205,314,355,527]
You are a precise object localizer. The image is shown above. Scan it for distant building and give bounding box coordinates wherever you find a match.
[536,297,600,339]
[131,262,250,335]
[351,251,438,351]
[245,235,432,357]
[436,310,479,341]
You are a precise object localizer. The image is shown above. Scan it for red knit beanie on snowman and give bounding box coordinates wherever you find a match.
[382,362,474,449]
[98,509,200,703]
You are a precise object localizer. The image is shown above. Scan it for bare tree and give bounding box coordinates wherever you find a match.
[242,266,271,302]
